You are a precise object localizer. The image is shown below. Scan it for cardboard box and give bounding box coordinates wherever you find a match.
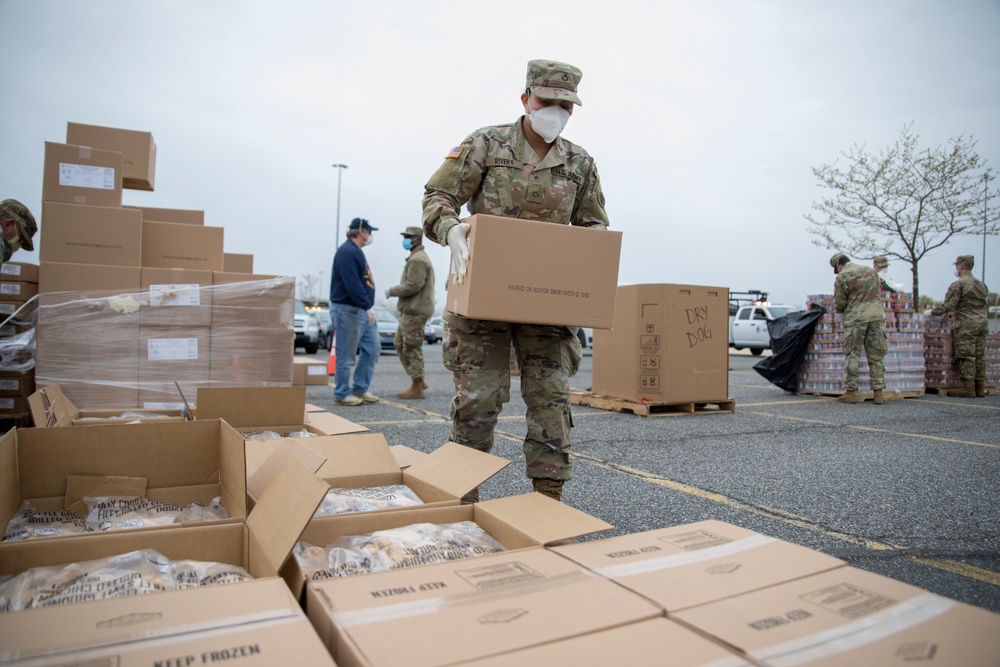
[38,261,141,295]
[304,408,370,436]
[140,267,213,327]
[66,122,157,191]
[28,383,185,427]
[42,141,123,207]
[0,280,38,302]
[0,419,248,542]
[453,617,753,667]
[211,272,294,329]
[593,283,730,403]
[550,520,845,614]
[288,492,614,599]
[673,566,1000,666]
[293,356,329,385]
[0,261,40,283]
[0,395,30,416]
[306,547,659,667]
[196,386,314,432]
[445,214,622,328]
[210,326,293,386]
[128,205,205,224]
[0,578,336,666]
[40,201,143,267]
[138,324,211,407]
[224,252,254,273]
[142,220,224,271]
[390,444,427,470]
[0,370,34,398]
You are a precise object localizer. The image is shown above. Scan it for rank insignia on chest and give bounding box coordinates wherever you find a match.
[444,145,464,159]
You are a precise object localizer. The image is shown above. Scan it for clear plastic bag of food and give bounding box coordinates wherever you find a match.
[243,430,282,440]
[295,521,505,580]
[314,484,424,517]
[282,429,317,438]
[85,496,228,532]
[2,501,89,542]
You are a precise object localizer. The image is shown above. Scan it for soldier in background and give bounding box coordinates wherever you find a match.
[832,252,887,404]
[421,59,610,502]
[385,226,435,399]
[931,255,989,397]
[0,199,37,268]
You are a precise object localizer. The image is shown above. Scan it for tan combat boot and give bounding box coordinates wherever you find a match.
[532,479,564,502]
[837,390,864,403]
[975,381,986,398]
[396,379,426,400]
[873,390,885,405]
[954,380,976,398]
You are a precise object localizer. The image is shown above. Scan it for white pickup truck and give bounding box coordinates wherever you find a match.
[729,302,798,355]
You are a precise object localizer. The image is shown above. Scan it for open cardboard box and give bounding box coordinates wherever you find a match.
[0,459,336,666]
[549,519,846,615]
[0,419,246,543]
[306,547,661,667]
[28,383,186,427]
[196,386,345,436]
[287,492,614,600]
[672,565,1000,666]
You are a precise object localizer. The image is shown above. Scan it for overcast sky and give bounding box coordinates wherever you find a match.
[2,0,998,312]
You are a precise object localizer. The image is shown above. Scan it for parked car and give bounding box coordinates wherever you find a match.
[577,327,593,349]
[293,300,321,354]
[424,317,445,344]
[374,306,399,351]
[314,309,333,349]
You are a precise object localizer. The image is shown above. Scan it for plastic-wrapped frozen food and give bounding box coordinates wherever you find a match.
[85,496,228,531]
[2,501,89,542]
[242,430,283,440]
[295,521,505,580]
[314,484,424,517]
[0,549,252,612]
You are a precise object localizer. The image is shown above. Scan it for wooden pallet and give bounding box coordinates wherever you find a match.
[796,390,924,401]
[925,385,996,397]
[570,392,735,416]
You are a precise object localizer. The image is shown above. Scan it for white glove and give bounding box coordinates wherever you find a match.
[384,289,391,299]
[446,222,471,284]
[366,308,375,325]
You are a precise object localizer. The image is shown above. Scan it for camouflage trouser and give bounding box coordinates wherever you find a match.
[843,320,887,391]
[442,318,582,482]
[394,313,428,381]
[953,322,988,382]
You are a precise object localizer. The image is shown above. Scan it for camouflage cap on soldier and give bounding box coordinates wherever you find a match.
[873,256,889,269]
[829,252,848,270]
[526,60,583,106]
[955,254,975,268]
[400,226,423,237]
[0,199,37,252]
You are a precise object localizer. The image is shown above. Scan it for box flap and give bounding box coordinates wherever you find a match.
[27,383,79,428]
[246,457,329,578]
[248,439,327,500]
[478,493,613,544]
[64,475,148,515]
[310,432,397,478]
[404,441,510,497]
[0,429,17,530]
[196,386,306,427]
[389,444,427,470]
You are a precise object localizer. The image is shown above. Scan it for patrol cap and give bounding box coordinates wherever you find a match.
[955,254,974,268]
[526,60,583,106]
[0,199,37,252]
[348,217,378,232]
[400,226,423,237]
[829,252,848,270]
[873,256,889,269]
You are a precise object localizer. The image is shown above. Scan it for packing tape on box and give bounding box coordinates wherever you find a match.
[756,593,954,666]
[591,534,777,578]
[77,146,92,159]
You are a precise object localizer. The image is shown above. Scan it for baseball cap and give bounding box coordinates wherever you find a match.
[526,60,583,106]
[348,218,378,232]
[0,199,37,252]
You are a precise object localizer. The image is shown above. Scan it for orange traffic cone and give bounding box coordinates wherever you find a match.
[327,340,337,376]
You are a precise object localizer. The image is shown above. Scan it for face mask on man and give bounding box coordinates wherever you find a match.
[364,233,374,247]
[402,237,413,251]
[526,104,570,143]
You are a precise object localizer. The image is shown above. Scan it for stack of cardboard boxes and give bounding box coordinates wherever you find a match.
[32,123,294,410]
[0,262,40,419]
[924,316,1000,390]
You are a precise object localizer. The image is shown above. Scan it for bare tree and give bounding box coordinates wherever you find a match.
[806,122,999,306]
[297,272,321,304]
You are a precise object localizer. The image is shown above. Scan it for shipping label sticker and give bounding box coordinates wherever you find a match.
[0,264,21,276]
[0,284,22,295]
[149,284,202,307]
[58,162,116,190]
[0,398,14,409]
[0,380,18,391]
[307,366,327,376]
[147,338,199,361]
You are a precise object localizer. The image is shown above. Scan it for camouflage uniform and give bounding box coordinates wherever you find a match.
[388,239,435,382]
[932,261,989,383]
[0,199,37,267]
[421,60,609,484]
[834,261,887,391]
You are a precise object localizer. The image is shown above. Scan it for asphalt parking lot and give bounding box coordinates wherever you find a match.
[301,345,1000,614]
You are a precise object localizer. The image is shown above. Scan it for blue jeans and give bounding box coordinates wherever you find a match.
[331,302,379,400]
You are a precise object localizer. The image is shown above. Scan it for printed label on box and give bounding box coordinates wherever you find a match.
[455,561,545,589]
[0,326,13,337]
[147,338,199,361]
[0,284,22,296]
[307,366,327,376]
[800,583,897,619]
[149,284,202,307]
[58,163,116,190]
[0,265,22,276]
[0,398,14,409]
[0,304,13,315]
[0,380,19,391]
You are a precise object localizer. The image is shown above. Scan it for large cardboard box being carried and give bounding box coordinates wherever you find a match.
[550,519,845,615]
[673,566,1000,666]
[28,383,185,427]
[445,214,622,328]
[0,460,336,666]
[42,142,123,207]
[593,283,729,403]
[66,122,157,191]
[307,547,662,667]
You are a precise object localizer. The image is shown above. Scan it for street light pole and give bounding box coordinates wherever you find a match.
[332,163,349,244]
[983,173,989,283]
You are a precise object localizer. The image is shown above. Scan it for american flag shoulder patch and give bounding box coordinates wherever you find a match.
[444,145,464,159]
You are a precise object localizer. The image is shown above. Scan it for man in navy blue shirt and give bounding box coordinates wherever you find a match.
[329,218,380,406]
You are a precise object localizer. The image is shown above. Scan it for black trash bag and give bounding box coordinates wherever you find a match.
[753,306,827,392]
